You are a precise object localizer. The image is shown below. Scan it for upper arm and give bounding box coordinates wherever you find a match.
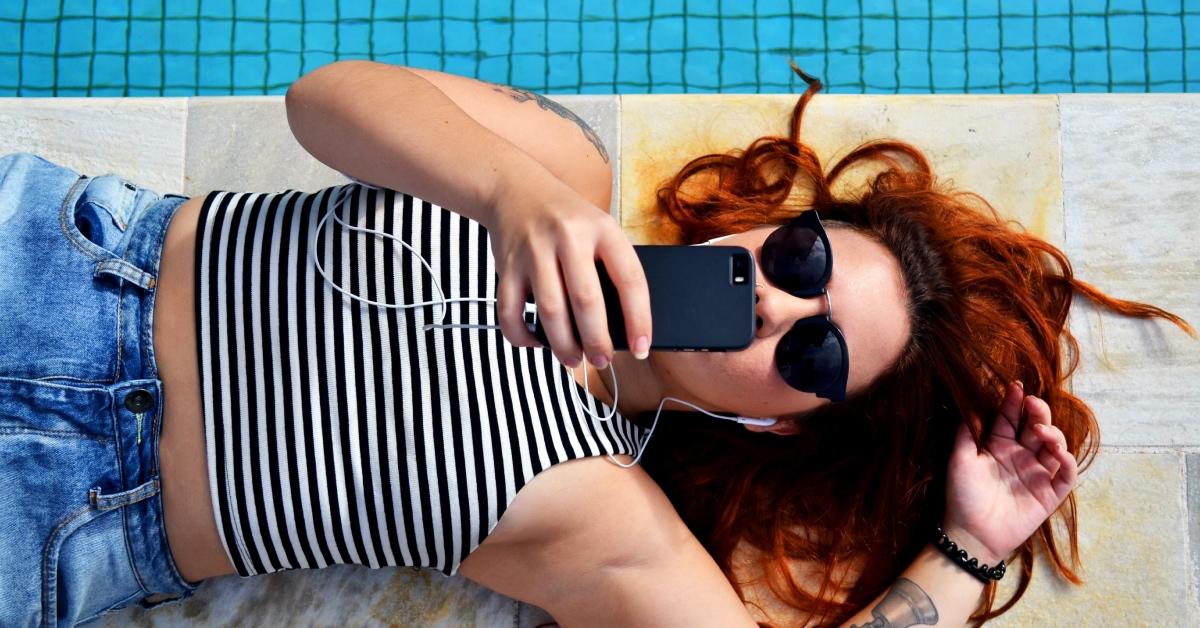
[404,67,614,211]
[457,456,756,627]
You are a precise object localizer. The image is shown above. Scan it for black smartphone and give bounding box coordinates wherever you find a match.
[524,245,756,352]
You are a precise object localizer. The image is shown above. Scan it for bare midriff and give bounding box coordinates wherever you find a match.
[153,193,236,582]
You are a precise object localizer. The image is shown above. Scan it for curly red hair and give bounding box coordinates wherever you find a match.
[637,66,1194,626]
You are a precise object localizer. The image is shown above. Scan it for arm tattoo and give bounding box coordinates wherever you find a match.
[492,86,611,164]
[850,578,939,628]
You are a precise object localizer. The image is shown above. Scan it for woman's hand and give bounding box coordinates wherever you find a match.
[484,168,652,369]
[943,381,1078,565]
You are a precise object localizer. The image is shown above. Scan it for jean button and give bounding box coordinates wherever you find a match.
[125,389,154,413]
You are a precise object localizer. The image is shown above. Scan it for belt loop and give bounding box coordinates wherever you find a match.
[94,258,157,290]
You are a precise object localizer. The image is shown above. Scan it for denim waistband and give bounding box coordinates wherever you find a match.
[60,172,198,602]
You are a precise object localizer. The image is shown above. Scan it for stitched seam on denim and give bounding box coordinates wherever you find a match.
[0,376,108,391]
[31,374,111,385]
[74,588,143,626]
[41,502,96,627]
[0,427,113,443]
[58,176,108,262]
[119,503,151,595]
[114,279,124,380]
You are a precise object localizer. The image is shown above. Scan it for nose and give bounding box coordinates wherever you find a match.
[754,283,827,338]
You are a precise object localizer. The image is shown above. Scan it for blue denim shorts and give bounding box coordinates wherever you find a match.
[0,152,200,626]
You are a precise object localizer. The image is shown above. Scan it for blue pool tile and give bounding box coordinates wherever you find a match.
[684,49,720,90]
[863,50,896,90]
[649,14,683,50]
[233,19,265,53]
[163,52,195,85]
[198,17,232,54]
[196,0,232,20]
[1111,49,1149,87]
[1037,47,1073,89]
[650,50,683,86]
[1109,14,1147,49]
[898,16,928,52]
[722,15,756,48]
[130,21,163,54]
[548,22,579,54]
[581,20,614,50]
[617,51,647,88]
[1148,50,1185,86]
[684,15,719,48]
[1072,0,1109,15]
[826,51,860,90]
[164,19,197,52]
[618,20,648,49]
[965,0,1000,18]
[513,53,548,88]
[268,21,300,52]
[826,16,860,51]
[547,53,580,90]
[1001,16,1035,48]
[267,51,300,89]
[685,0,719,17]
[440,53,477,78]
[792,15,825,50]
[265,0,299,21]
[755,14,789,52]
[931,51,967,91]
[898,50,931,90]
[721,50,757,90]
[407,18,441,53]
[581,0,615,20]
[478,21,511,57]
[55,55,90,90]
[930,1,965,19]
[580,51,614,86]
[1071,14,1108,49]
[0,20,15,55]
[1074,49,1110,87]
[966,49,1001,89]
[336,19,370,56]
[862,16,896,53]
[443,21,478,54]
[1146,15,1184,50]
[22,20,56,55]
[1000,47,1037,90]
[513,0,546,21]
[129,53,161,88]
[1037,16,1071,47]
[233,52,265,88]
[966,16,1000,49]
[90,52,124,88]
[1037,0,1072,15]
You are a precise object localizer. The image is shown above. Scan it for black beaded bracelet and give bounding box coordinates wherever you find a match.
[932,526,1006,583]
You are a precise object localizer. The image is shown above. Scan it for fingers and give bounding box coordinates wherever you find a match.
[1018,395,1052,452]
[596,226,652,360]
[560,243,614,369]
[496,271,542,348]
[530,259,585,368]
[993,380,1024,440]
[1029,417,1079,497]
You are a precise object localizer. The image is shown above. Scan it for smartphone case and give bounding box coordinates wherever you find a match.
[525,245,756,352]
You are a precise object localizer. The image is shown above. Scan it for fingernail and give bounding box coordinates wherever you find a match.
[592,354,609,370]
[1015,380,1024,390]
[634,335,650,360]
[563,356,581,369]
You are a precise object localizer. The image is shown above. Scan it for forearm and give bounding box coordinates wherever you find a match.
[285,60,557,227]
[840,544,987,628]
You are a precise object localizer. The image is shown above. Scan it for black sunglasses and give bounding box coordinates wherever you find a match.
[759,210,849,402]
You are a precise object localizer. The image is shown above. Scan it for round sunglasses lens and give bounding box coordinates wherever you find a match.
[762,225,827,290]
[775,320,843,393]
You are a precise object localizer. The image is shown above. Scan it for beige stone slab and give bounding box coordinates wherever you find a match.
[184,95,620,215]
[620,94,1063,245]
[993,449,1194,626]
[104,566,517,626]
[0,98,188,193]
[184,96,341,197]
[1061,95,1200,446]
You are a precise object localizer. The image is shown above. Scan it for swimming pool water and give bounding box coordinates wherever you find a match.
[2,0,1196,96]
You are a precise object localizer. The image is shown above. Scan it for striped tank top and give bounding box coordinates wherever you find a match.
[194,183,646,577]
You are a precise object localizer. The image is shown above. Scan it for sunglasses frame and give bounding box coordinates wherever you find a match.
[761,211,849,402]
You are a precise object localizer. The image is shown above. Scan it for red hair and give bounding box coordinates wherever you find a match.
[638,65,1195,625]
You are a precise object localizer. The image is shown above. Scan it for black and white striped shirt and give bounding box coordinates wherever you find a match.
[195,183,645,577]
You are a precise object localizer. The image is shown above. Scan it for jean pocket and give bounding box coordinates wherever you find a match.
[43,504,145,627]
[60,186,128,263]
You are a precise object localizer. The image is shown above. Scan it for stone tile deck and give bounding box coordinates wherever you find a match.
[3,91,1196,626]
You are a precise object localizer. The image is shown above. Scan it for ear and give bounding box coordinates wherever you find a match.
[743,419,800,436]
